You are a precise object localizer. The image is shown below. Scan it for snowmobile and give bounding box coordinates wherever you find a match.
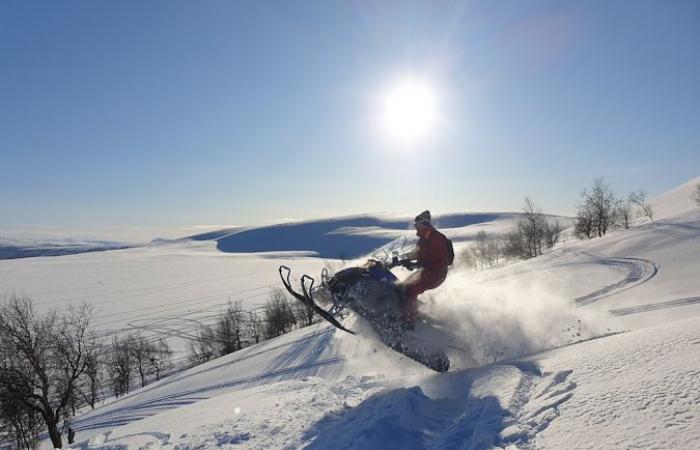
[279,254,450,372]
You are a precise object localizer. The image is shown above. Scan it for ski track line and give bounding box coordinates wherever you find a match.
[573,251,659,307]
[609,296,700,316]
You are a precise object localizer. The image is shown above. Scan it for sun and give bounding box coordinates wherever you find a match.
[380,78,438,145]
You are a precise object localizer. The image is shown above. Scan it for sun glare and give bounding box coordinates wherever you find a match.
[381,79,438,145]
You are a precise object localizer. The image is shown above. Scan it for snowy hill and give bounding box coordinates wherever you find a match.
[185,212,528,259]
[647,175,700,220]
[72,317,699,449]
[2,179,699,449]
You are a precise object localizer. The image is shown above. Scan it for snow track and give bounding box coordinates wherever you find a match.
[573,251,659,307]
[609,296,700,316]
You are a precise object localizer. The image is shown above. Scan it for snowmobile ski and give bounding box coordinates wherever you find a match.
[278,265,355,335]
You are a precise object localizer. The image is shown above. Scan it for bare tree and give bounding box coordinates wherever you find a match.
[461,232,497,270]
[519,197,549,257]
[503,228,526,260]
[80,342,103,410]
[108,335,133,398]
[148,338,172,382]
[628,189,654,222]
[0,296,93,449]
[615,200,632,230]
[187,325,217,365]
[472,231,491,269]
[293,299,316,328]
[264,288,297,339]
[216,301,245,355]
[0,390,43,450]
[460,246,477,270]
[574,202,595,239]
[127,332,158,388]
[246,311,263,345]
[576,178,618,238]
[515,197,563,257]
[128,333,147,388]
[544,220,562,247]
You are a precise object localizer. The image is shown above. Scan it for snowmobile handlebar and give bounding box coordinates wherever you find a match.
[389,256,421,271]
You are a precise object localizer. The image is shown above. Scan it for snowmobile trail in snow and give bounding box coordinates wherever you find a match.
[573,251,659,307]
[609,296,700,316]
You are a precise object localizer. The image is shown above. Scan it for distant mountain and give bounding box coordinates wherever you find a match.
[0,238,129,260]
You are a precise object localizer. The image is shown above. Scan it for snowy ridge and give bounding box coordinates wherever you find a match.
[186,212,525,259]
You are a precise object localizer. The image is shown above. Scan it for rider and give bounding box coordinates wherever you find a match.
[397,210,451,328]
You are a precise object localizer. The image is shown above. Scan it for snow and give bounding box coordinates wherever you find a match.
[73,318,700,449]
[204,212,522,259]
[0,241,330,356]
[1,178,699,449]
[534,317,700,449]
[647,175,700,220]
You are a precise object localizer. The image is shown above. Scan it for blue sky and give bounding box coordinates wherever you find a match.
[1,1,698,241]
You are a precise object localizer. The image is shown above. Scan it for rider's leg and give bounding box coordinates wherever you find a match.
[398,271,426,327]
[398,270,447,327]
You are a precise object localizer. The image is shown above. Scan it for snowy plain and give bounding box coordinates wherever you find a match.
[1,176,699,449]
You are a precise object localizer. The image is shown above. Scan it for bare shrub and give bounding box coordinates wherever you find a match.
[215,300,245,355]
[293,297,316,328]
[615,200,632,230]
[108,335,133,398]
[628,189,654,222]
[574,202,595,239]
[264,288,297,339]
[0,295,94,449]
[148,338,172,382]
[246,311,263,345]
[187,325,217,366]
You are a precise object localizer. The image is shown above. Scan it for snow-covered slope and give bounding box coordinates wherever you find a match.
[647,175,699,220]
[71,316,700,450]
[3,178,700,449]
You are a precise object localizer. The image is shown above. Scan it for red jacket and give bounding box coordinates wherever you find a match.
[417,226,450,274]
